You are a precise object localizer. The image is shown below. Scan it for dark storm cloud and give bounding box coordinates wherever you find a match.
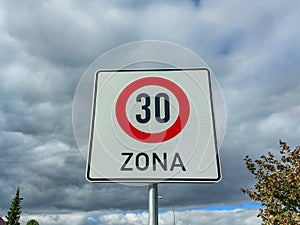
[2,0,146,68]
[1,1,300,224]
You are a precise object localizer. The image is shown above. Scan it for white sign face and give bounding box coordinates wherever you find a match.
[87,68,221,183]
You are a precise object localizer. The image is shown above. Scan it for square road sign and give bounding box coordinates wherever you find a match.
[87,68,221,183]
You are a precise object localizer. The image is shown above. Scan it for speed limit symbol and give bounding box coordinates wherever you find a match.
[87,68,221,183]
[115,76,190,143]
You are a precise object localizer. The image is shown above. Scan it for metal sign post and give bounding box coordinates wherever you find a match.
[148,183,158,225]
[74,42,225,225]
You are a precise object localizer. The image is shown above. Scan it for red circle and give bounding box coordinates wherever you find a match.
[116,77,190,143]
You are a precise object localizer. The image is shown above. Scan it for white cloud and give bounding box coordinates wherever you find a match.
[99,208,261,225]
[18,208,260,225]
[20,212,88,225]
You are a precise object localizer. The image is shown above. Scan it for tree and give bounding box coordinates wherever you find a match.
[241,141,300,224]
[26,219,39,225]
[6,188,23,225]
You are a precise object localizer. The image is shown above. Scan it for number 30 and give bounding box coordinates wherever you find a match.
[136,93,170,124]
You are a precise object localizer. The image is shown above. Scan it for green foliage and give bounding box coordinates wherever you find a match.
[241,141,300,225]
[26,219,39,225]
[6,188,23,225]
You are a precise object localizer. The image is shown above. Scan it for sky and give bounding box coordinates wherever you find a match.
[0,0,300,224]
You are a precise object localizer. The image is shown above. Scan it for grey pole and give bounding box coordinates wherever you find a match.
[148,183,158,225]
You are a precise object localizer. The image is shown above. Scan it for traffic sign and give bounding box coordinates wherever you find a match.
[115,77,190,143]
[87,68,221,183]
